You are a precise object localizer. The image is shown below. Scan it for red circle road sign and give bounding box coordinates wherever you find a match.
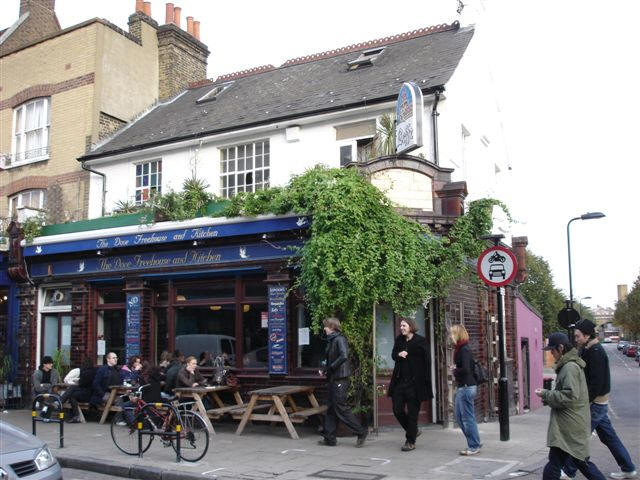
[476,246,518,287]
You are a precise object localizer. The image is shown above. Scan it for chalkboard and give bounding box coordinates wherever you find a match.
[268,284,288,375]
[125,293,141,363]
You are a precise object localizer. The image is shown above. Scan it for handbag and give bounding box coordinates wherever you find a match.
[472,360,489,384]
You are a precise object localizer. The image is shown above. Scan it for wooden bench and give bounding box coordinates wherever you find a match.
[290,405,328,418]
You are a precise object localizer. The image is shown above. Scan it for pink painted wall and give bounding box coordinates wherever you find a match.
[515,296,544,411]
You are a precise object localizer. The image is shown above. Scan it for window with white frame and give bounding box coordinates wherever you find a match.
[12,98,51,165]
[9,189,46,219]
[135,160,162,204]
[220,140,270,198]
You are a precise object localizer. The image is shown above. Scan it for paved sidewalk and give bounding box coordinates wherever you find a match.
[1,407,552,480]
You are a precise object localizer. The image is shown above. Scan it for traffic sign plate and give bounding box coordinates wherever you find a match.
[476,246,518,287]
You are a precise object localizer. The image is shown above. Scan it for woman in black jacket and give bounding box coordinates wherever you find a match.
[450,324,481,455]
[388,317,433,452]
[60,358,96,423]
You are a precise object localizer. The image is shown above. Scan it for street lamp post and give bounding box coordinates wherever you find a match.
[567,212,605,309]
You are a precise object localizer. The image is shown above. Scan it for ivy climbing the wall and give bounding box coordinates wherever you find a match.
[219,165,508,413]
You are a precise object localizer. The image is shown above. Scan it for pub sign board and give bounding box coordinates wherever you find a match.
[125,293,141,363]
[395,82,424,154]
[268,284,288,375]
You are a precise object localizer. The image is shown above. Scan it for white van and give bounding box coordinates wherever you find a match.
[175,334,236,364]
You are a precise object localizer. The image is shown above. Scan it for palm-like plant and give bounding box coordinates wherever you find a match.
[375,113,396,157]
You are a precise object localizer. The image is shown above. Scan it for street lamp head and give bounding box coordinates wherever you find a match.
[580,212,605,220]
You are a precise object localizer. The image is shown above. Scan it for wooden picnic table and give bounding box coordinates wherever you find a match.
[174,385,244,434]
[51,383,87,423]
[99,385,135,424]
[235,385,327,440]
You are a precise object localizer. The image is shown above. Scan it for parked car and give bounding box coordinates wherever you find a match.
[625,344,638,358]
[617,341,628,351]
[0,419,62,479]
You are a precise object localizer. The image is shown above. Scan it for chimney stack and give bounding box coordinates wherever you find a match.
[511,236,529,284]
[186,16,194,35]
[173,6,181,27]
[143,1,151,16]
[135,0,144,13]
[165,3,174,24]
[193,20,200,40]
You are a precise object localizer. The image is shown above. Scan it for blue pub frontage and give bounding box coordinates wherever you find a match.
[9,211,331,397]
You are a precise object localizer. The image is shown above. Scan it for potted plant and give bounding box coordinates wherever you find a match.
[52,349,70,381]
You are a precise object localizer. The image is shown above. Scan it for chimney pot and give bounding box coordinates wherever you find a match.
[135,0,144,13]
[186,16,194,35]
[165,3,174,24]
[193,21,200,40]
[173,6,181,27]
[143,1,151,16]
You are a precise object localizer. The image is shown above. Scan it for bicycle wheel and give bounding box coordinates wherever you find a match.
[171,410,209,462]
[110,407,153,455]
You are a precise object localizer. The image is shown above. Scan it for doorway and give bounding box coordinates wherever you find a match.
[521,338,531,411]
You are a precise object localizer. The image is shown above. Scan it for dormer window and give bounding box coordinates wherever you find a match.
[197,82,234,103]
[348,47,385,70]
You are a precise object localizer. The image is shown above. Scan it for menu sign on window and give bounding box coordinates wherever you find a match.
[125,293,141,363]
[268,284,287,375]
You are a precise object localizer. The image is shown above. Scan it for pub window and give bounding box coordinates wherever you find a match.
[174,305,236,364]
[295,304,325,369]
[375,304,395,370]
[242,303,268,368]
[175,283,235,301]
[96,287,126,365]
[135,159,162,204]
[220,139,270,198]
[41,286,72,361]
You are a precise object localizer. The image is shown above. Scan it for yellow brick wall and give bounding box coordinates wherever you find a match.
[0,19,161,222]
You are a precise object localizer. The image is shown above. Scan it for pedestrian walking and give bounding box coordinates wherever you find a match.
[536,332,606,480]
[560,320,637,480]
[450,324,482,456]
[388,317,433,451]
[317,317,368,448]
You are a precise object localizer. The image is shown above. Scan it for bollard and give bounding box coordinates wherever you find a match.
[138,421,143,458]
[175,423,181,463]
[32,410,36,435]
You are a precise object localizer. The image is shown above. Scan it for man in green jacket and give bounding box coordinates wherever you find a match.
[535,332,605,480]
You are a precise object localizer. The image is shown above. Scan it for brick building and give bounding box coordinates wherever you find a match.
[0,0,209,225]
[0,0,209,385]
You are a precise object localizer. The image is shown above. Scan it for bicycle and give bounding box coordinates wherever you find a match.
[110,385,209,462]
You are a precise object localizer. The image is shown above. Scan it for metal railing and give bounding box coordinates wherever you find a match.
[1,147,50,168]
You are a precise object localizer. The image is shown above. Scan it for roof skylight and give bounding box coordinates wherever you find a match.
[348,47,386,70]
[197,82,234,103]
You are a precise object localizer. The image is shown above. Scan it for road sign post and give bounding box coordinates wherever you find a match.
[477,243,518,442]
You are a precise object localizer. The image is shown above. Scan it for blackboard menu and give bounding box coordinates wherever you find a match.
[268,284,287,375]
[125,293,141,363]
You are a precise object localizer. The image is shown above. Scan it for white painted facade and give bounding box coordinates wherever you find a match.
[86,30,510,227]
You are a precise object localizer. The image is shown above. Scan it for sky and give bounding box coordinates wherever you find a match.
[2,0,638,309]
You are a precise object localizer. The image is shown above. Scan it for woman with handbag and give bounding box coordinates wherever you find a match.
[388,317,433,452]
[450,324,482,456]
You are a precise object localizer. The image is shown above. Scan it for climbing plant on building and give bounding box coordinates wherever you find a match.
[218,165,509,413]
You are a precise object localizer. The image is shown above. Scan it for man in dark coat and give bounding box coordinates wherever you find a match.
[90,352,121,407]
[388,317,433,451]
[317,317,368,448]
[562,320,636,480]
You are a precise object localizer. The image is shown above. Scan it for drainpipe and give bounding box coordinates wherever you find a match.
[81,161,106,217]
[431,89,442,165]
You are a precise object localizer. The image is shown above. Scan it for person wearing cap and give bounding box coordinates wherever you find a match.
[32,355,60,396]
[32,355,61,419]
[535,332,606,480]
[561,320,637,480]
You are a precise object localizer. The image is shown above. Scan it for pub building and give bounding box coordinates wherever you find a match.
[4,15,540,427]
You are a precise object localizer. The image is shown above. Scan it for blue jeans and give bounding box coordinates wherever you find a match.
[564,403,636,476]
[544,447,605,480]
[455,385,481,450]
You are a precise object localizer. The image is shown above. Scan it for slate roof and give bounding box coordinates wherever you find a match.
[82,22,474,161]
